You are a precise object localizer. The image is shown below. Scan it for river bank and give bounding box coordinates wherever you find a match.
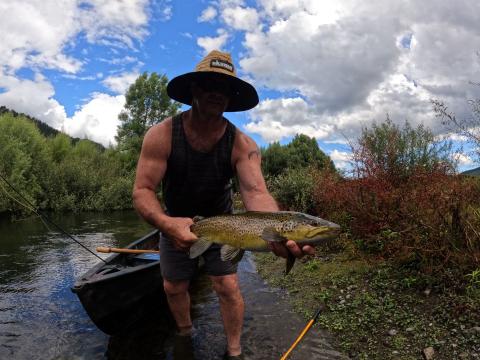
[254,245,480,360]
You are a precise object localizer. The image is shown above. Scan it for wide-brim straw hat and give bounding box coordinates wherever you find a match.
[167,50,259,112]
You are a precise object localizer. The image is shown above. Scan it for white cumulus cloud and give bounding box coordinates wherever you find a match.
[246,97,335,142]
[197,29,229,54]
[329,149,352,170]
[198,6,218,22]
[196,0,480,144]
[103,71,141,94]
[222,6,260,32]
[0,71,67,130]
[453,152,475,168]
[0,0,155,146]
[65,93,125,147]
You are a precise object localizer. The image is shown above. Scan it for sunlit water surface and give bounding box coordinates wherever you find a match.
[0,211,346,359]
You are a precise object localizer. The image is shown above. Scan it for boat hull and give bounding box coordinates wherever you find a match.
[71,230,172,335]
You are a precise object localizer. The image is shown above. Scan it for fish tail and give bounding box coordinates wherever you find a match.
[285,252,296,275]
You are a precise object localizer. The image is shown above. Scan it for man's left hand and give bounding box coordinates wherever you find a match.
[268,241,315,259]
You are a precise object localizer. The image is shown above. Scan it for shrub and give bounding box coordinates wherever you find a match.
[0,114,52,214]
[313,121,480,271]
[96,176,135,211]
[262,134,335,177]
[320,170,479,266]
[268,167,317,213]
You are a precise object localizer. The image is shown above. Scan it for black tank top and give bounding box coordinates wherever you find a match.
[162,113,236,218]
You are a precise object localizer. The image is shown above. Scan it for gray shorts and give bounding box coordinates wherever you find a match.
[159,234,238,281]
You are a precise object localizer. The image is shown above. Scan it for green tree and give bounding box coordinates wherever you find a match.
[353,117,455,181]
[269,167,317,213]
[261,134,335,177]
[0,113,51,213]
[288,134,336,171]
[48,133,72,163]
[0,109,136,215]
[261,141,289,177]
[116,72,181,170]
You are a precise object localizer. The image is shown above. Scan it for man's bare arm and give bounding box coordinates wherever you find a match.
[132,123,169,228]
[232,131,314,258]
[233,133,277,211]
[133,120,197,250]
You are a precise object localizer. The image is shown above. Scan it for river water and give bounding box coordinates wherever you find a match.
[0,211,346,360]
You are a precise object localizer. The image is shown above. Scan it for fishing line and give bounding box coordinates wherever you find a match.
[0,172,106,263]
[0,180,52,232]
[0,180,38,214]
[280,306,324,360]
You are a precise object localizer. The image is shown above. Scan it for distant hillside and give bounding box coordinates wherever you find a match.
[0,106,61,138]
[461,166,480,176]
[0,106,103,149]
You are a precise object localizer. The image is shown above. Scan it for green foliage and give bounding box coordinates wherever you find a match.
[465,268,480,296]
[261,142,289,177]
[268,166,317,213]
[48,133,72,163]
[261,134,335,177]
[0,113,134,214]
[95,176,135,210]
[313,117,480,271]
[0,105,61,138]
[0,113,51,213]
[44,140,134,211]
[256,252,479,360]
[116,72,181,170]
[354,117,455,181]
[262,134,336,214]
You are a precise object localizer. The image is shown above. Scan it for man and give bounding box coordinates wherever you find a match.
[133,50,314,359]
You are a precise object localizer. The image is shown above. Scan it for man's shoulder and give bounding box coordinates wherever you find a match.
[232,129,260,165]
[142,117,175,157]
[233,129,257,150]
[146,117,174,139]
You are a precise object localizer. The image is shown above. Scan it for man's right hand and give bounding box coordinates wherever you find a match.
[160,216,198,251]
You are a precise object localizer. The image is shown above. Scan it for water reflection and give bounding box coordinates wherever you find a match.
[0,212,346,360]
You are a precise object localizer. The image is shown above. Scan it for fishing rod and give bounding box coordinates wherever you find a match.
[280,305,324,360]
[0,172,106,263]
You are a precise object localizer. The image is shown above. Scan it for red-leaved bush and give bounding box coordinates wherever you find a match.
[313,165,480,271]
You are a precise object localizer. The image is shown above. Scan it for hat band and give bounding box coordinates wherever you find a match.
[210,59,234,73]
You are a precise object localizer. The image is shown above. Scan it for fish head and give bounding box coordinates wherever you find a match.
[280,213,341,243]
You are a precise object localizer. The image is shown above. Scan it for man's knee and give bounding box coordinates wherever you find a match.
[163,279,189,297]
[211,274,241,300]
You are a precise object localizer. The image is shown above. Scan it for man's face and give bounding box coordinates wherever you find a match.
[191,76,231,116]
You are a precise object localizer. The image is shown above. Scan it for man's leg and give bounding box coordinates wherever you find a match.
[163,279,192,334]
[210,274,244,356]
[159,233,198,334]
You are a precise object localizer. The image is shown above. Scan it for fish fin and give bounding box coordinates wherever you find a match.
[261,227,287,242]
[220,245,245,263]
[189,238,213,259]
[285,252,296,275]
[192,215,205,223]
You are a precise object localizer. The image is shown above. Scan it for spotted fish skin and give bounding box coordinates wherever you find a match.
[190,211,341,251]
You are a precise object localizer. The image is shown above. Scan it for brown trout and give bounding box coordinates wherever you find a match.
[189,211,341,274]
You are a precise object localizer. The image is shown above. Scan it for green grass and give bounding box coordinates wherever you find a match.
[254,249,480,359]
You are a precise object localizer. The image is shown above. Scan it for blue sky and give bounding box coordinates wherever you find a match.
[1,0,480,171]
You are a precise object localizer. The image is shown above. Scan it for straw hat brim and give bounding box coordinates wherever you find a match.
[167,71,259,112]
